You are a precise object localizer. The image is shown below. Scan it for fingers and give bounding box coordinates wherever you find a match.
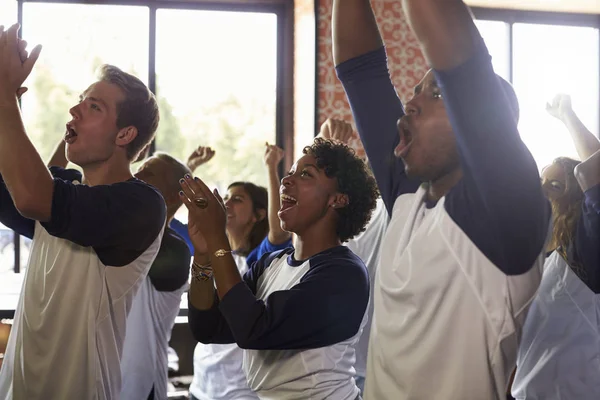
[6,24,19,52]
[22,44,42,77]
[213,188,226,210]
[179,189,195,211]
[17,39,27,63]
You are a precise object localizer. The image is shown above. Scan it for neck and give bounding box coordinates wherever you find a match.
[227,227,250,253]
[294,219,341,261]
[426,167,463,202]
[81,157,133,187]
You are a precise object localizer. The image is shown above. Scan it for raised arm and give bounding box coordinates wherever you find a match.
[546,94,600,161]
[332,0,382,65]
[263,143,291,244]
[403,0,549,275]
[575,148,600,193]
[570,149,600,293]
[47,139,68,168]
[333,1,420,213]
[0,25,50,222]
[186,145,215,173]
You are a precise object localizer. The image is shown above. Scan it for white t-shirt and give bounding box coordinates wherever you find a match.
[120,228,191,400]
[512,254,600,399]
[365,188,545,400]
[0,168,166,399]
[189,253,258,400]
[344,197,388,378]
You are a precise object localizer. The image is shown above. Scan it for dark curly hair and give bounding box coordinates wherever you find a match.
[303,138,379,242]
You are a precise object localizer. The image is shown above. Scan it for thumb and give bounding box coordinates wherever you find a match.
[16,87,28,99]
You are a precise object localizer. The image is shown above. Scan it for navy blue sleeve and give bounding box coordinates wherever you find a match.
[218,247,369,350]
[245,236,293,268]
[148,229,191,292]
[0,174,34,239]
[169,218,194,255]
[188,292,235,344]
[336,47,421,214]
[0,167,83,239]
[436,42,551,276]
[571,184,600,293]
[41,168,167,267]
[186,250,287,344]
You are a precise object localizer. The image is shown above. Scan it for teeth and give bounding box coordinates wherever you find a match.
[280,194,297,203]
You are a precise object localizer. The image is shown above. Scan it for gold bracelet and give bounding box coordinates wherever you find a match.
[214,249,232,258]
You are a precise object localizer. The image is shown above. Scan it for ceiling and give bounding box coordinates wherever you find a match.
[465,0,600,14]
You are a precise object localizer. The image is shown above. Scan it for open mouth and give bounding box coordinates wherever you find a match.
[394,120,414,158]
[279,193,298,214]
[64,125,78,144]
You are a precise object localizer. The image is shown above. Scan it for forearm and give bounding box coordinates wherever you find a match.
[47,140,68,168]
[188,254,216,310]
[0,98,53,221]
[402,0,480,70]
[332,0,383,65]
[561,110,600,161]
[267,167,290,244]
[575,148,600,192]
[207,234,244,300]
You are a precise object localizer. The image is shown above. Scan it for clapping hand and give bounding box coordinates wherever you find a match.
[0,24,41,103]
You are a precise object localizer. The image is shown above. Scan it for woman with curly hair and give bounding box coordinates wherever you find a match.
[180,138,378,400]
[511,94,600,399]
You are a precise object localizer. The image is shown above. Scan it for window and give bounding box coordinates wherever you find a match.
[513,23,599,169]
[155,9,277,193]
[474,20,510,81]
[474,12,600,171]
[0,1,288,305]
[21,3,149,164]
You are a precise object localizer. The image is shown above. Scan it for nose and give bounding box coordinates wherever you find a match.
[404,98,419,116]
[540,180,551,199]
[281,174,293,188]
[69,103,81,120]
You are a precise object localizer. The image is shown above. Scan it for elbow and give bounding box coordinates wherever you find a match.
[15,194,50,222]
[189,323,217,345]
[268,231,291,246]
[574,162,600,193]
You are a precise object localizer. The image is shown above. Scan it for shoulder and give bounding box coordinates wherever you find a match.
[162,228,191,258]
[306,246,368,276]
[49,166,83,182]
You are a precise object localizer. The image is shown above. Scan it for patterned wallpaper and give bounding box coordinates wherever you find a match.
[317,0,428,131]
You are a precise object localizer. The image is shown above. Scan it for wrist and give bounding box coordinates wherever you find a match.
[206,232,231,252]
[194,254,210,265]
[560,109,576,122]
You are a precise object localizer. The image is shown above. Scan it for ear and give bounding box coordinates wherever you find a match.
[115,126,138,147]
[255,208,267,222]
[329,193,349,210]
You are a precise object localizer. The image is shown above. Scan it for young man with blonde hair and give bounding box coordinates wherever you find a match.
[0,24,166,399]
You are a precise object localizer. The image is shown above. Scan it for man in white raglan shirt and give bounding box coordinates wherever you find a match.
[319,117,389,395]
[333,1,550,399]
[0,24,166,399]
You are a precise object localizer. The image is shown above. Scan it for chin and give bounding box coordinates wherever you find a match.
[279,219,296,234]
